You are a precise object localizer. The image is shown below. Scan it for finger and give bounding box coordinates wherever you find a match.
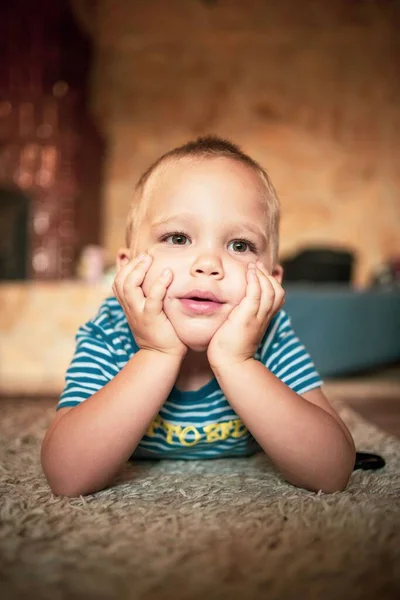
[267,274,285,315]
[113,258,139,301]
[256,261,285,315]
[255,263,276,319]
[114,252,148,291]
[234,263,261,320]
[143,268,173,317]
[123,255,153,308]
[123,253,152,288]
[121,254,153,307]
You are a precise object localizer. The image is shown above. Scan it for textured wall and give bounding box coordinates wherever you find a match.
[79,0,399,286]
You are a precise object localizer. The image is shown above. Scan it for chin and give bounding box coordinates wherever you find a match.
[177,332,213,353]
[185,340,210,353]
[166,308,220,353]
[172,324,215,353]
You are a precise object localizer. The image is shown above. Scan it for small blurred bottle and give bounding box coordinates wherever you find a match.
[77,245,105,284]
[370,257,400,289]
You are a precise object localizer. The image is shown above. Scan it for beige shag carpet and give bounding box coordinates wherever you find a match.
[1,395,400,600]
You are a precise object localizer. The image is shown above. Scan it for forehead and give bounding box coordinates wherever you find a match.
[143,157,267,223]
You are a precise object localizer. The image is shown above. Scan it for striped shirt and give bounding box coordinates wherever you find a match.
[58,296,323,459]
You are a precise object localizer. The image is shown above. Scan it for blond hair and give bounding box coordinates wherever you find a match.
[125,135,280,264]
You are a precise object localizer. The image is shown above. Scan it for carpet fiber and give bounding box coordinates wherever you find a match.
[1,396,399,600]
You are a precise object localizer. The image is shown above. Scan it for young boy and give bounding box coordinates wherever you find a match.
[41,136,356,497]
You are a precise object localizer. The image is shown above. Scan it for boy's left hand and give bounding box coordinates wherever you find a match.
[207,261,285,370]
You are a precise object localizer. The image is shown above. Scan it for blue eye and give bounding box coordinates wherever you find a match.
[162,232,190,245]
[229,239,257,253]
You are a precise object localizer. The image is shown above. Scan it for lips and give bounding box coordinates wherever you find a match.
[181,289,224,303]
[179,289,225,315]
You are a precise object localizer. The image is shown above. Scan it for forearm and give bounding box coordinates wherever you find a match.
[41,349,184,497]
[213,359,355,493]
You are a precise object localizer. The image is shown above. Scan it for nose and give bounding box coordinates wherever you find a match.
[190,252,224,279]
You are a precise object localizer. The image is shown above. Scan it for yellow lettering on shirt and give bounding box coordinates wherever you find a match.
[164,422,182,444]
[231,419,248,438]
[219,420,234,440]
[203,423,222,442]
[179,425,202,447]
[145,415,248,446]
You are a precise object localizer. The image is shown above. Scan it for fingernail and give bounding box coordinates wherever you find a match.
[161,268,170,276]
[248,262,256,269]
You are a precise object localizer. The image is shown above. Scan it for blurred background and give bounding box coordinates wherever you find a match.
[1,0,399,396]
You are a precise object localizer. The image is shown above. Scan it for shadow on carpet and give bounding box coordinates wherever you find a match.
[0,395,399,600]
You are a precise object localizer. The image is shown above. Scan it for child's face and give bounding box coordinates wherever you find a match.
[119,158,280,352]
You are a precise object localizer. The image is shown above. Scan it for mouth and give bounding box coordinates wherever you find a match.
[178,289,225,315]
[182,289,223,303]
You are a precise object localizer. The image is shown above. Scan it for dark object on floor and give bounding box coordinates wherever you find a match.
[353,451,386,471]
[282,247,354,284]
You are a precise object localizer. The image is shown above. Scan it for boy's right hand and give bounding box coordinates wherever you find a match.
[113,253,187,358]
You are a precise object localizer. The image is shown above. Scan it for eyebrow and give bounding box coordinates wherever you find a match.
[152,213,264,233]
[151,213,267,242]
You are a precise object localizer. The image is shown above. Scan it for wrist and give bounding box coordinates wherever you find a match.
[139,347,187,364]
[210,356,256,378]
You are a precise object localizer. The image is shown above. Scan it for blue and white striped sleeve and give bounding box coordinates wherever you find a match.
[262,311,323,395]
[57,322,120,411]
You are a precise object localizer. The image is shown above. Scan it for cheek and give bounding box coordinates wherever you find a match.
[230,266,248,304]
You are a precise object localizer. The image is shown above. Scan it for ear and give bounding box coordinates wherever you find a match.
[272,264,283,285]
[116,247,131,272]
